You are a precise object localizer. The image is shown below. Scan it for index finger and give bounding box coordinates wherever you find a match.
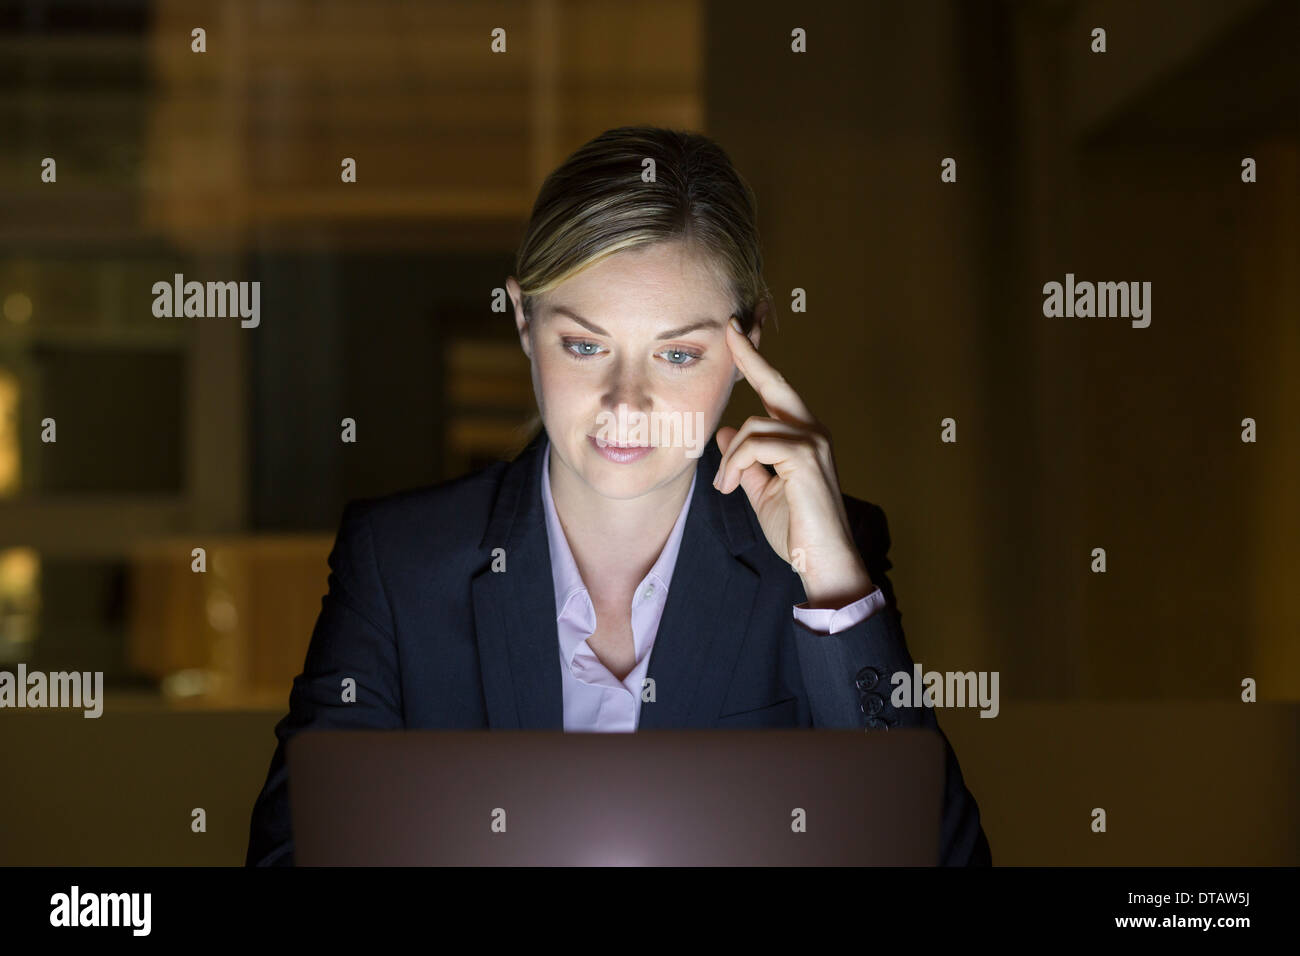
[725,316,817,426]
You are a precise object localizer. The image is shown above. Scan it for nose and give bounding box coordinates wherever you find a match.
[600,356,654,418]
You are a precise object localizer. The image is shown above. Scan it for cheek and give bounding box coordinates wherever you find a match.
[534,352,583,413]
[671,364,732,416]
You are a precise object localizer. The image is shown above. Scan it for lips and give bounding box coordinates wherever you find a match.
[587,434,655,463]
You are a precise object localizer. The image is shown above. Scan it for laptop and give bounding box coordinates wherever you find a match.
[287,728,945,865]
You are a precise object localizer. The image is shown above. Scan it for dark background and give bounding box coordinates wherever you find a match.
[0,0,1296,864]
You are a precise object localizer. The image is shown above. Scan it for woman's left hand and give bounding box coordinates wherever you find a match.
[713,317,876,609]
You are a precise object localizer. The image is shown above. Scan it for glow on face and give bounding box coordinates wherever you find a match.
[527,241,740,499]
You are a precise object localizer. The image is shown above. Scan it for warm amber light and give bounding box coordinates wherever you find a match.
[0,371,18,496]
[2,292,32,324]
[0,546,40,653]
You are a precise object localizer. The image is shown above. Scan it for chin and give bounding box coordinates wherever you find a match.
[587,479,658,502]
[571,448,665,495]
[580,461,661,498]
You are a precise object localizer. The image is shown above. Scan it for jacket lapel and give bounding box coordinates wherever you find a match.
[636,447,763,729]
[471,426,766,730]
[471,427,563,729]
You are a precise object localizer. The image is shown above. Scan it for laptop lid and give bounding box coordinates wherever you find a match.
[287,728,944,865]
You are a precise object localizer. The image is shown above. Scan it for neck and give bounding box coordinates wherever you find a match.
[547,442,695,594]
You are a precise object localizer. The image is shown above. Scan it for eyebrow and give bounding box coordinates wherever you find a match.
[547,305,724,340]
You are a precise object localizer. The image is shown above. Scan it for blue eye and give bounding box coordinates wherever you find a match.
[564,339,603,358]
[560,338,702,370]
[660,348,701,368]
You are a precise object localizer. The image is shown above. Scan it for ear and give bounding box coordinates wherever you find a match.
[506,277,533,360]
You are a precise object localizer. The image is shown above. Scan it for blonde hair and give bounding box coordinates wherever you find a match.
[509,125,775,452]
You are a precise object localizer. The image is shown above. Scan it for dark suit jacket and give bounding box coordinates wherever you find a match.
[246,426,992,865]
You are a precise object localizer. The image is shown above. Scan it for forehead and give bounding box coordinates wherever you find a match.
[543,242,732,316]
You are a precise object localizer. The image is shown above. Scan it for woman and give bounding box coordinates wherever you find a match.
[246,126,991,866]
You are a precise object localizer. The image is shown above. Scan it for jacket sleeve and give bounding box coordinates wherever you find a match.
[244,499,405,866]
[789,497,993,866]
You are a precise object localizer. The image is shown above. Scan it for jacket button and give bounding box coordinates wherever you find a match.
[854,666,880,691]
[859,692,884,716]
[864,716,889,731]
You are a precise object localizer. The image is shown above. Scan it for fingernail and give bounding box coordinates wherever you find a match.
[729,316,743,333]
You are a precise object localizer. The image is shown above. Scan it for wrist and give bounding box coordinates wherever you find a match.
[799,556,874,609]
